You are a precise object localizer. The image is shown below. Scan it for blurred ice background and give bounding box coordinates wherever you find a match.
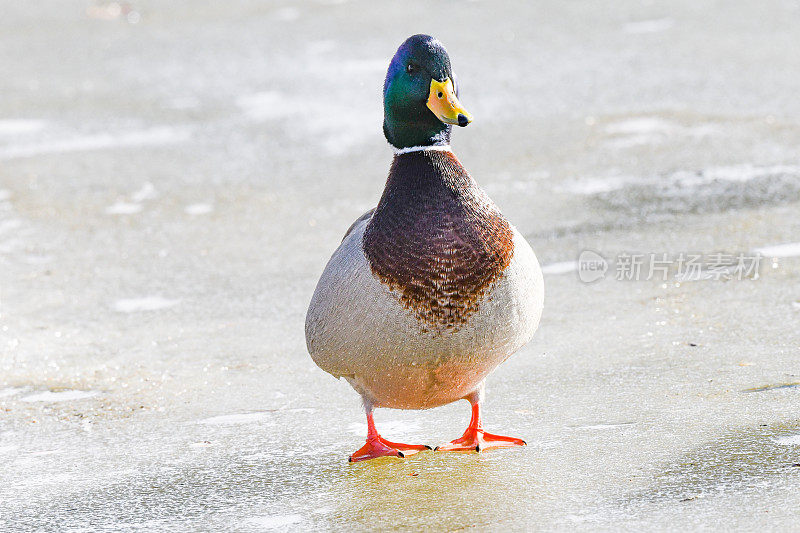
[1,0,799,530]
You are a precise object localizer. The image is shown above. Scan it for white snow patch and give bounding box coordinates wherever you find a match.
[557,175,634,195]
[624,18,674,34]
[274,7,300,21]
[0,127,190,160]
[0,189,10,201]
[198,412,274,425]
[604,118,673,135]
[245,514,303,529]
[28,449,63,456]
[0,387,25,398]
[168,96,201,110]
[22,390,99,403]
[184,203,213,215]
[131,182,156,202]
[237,92,292,122]
[541,261,578,275]
[0,119,47,135]
[753,242,800,258]
[105,202,142,215]
[774,434,800,446]
[604,133,663,148]
[701,164,800,183]
[113,296,179,313]
[0,219,22,234]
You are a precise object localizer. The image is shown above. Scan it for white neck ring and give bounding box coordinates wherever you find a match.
[392,144,452,156]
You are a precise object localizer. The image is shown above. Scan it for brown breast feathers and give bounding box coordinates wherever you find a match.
[362,150,514,332]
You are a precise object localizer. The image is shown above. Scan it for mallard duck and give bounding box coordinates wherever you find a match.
[305,34,544,462]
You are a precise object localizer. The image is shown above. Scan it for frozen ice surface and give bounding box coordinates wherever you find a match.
[21,390,99,403]
[1,0,800,531]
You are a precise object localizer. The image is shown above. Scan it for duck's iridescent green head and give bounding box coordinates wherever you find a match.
[383,34,473,150]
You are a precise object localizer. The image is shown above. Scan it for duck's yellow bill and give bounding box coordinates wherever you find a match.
[426,78,473,127]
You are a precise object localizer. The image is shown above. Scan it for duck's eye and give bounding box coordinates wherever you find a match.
[437,91,443,98]
[406,63,416,74]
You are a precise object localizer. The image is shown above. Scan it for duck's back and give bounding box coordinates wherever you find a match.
[305,150,543,408]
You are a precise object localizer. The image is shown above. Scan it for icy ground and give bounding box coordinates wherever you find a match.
[1,1,799,531]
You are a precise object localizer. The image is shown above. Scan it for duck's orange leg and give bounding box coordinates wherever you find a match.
[349,408,432,462]
[436,399,526,452]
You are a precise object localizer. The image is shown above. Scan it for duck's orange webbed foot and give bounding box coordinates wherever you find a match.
[436,428,526,452]
[436,399,526,453]
[348,407,432,462]
[349,436,431,463]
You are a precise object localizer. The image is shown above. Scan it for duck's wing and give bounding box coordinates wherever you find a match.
[342,208,375,242]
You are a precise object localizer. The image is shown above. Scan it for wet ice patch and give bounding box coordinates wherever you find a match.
[774,434,800,446]
[198,412,274,425]
[0,127,190,160]
[601,117,716,148]
[623,18,674,34]
[237,90,380,155]
[244,514,303,529]
[541,261,578,275]
[588,164,800,217]
[105,202,142,215]
[21,390,98,403]
[754,242,800,258]
[113,296,179,313]
[185,203,213,215]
